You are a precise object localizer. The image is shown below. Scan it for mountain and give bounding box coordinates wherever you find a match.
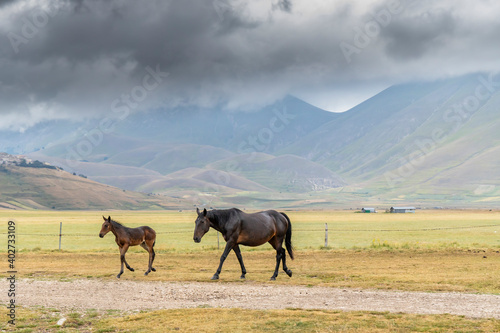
[281,73,500,205]
[23,96,344,207]
[3,74,500,209]
[7,96,335,158]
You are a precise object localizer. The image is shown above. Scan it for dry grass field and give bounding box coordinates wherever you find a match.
[1,209,500,332]
[2,306,500,332]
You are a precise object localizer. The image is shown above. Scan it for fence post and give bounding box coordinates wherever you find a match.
[59,222,62,250]
[325,223,328,247]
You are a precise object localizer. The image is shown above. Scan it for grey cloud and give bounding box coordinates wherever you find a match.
[275,0,292,13]
[382,6,457,60]
[1,0,500,130]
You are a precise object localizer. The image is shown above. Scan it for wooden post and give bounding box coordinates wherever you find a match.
[325,223,328,247]
[59,222,62,250]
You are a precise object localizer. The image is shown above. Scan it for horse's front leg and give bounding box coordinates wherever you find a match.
[233,244,247,279]
[212,241,234,280]
[117,244,133,278]
[117,246,125,278]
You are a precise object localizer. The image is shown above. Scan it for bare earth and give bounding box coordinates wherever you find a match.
[6,279,500,319]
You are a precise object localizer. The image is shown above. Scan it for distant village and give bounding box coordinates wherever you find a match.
[0,152,30,165]
[0,152,58,170]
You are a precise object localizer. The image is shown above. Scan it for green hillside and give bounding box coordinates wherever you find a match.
[282,74,500,206]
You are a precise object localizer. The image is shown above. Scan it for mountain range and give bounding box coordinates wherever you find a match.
[1,73,499,209]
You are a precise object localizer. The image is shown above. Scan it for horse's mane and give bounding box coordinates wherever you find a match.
[208,208,242,225]
[110,219,125,229]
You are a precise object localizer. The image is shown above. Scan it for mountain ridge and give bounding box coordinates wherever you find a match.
[2,73,499,209]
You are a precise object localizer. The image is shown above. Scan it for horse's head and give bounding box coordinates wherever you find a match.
[193,208,210,243]
[99,216,112,238]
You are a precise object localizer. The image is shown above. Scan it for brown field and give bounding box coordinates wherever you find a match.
[2,209,500,332]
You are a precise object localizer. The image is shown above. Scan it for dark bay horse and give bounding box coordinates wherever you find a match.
[193,208,294,280]
[99,216,156,278]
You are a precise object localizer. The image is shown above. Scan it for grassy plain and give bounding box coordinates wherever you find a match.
[2,209,500,332]
[1,209,500,292]
[2,209,500,251]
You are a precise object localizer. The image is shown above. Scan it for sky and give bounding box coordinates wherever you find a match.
[1,0,500,131]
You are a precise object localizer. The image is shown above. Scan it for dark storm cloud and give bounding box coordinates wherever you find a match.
[275,0,293,13]
[381,5,457,60]
[1,0,500,130]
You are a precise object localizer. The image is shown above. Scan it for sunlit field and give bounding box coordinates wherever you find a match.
[1,209,499,292]
[1,209,500,252]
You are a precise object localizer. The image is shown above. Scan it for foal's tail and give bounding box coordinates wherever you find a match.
[280,212,294,260]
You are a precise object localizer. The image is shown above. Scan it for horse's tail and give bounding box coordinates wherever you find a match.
[280,212,294,260]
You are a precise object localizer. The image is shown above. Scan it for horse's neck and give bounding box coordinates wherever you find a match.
[110,222,125,237]
[208,213,224,233]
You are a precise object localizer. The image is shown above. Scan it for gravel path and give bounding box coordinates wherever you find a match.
[5,279,500,319]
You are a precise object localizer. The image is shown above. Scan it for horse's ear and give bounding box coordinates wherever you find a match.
[107,216,111,221]
[102,216,107,221]
[203,208,207,216]
[196,207,200,215]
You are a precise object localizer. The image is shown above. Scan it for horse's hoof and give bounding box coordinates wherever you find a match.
[128,267,135,272]
[151,268,156,272]
[270,276,276,281]
[240,275,246,279]
[211,275,219,280]
[286,270,292,277]
[144,272,149,276]
[116,274,121,279]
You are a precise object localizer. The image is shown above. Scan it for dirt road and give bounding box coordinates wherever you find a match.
[6,279,500,319]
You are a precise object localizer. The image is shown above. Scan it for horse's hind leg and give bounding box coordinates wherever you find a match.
[271,248,283,281]
[280,248,292,277]
[141,241,156,276]
[269,237,283,280]
[151,247,156,272]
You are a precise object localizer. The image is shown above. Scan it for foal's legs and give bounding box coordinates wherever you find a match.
[233,244,247,279]
[140,241,156,276]
[117,244,134,278]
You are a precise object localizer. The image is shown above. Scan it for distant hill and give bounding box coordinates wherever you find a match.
[0,157,174,210]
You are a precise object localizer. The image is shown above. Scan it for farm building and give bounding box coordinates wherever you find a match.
[390,207,416,213]
[361,208,376,213]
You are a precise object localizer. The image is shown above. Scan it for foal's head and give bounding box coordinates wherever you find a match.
[99,216,113,238]
[193,208,210,243]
